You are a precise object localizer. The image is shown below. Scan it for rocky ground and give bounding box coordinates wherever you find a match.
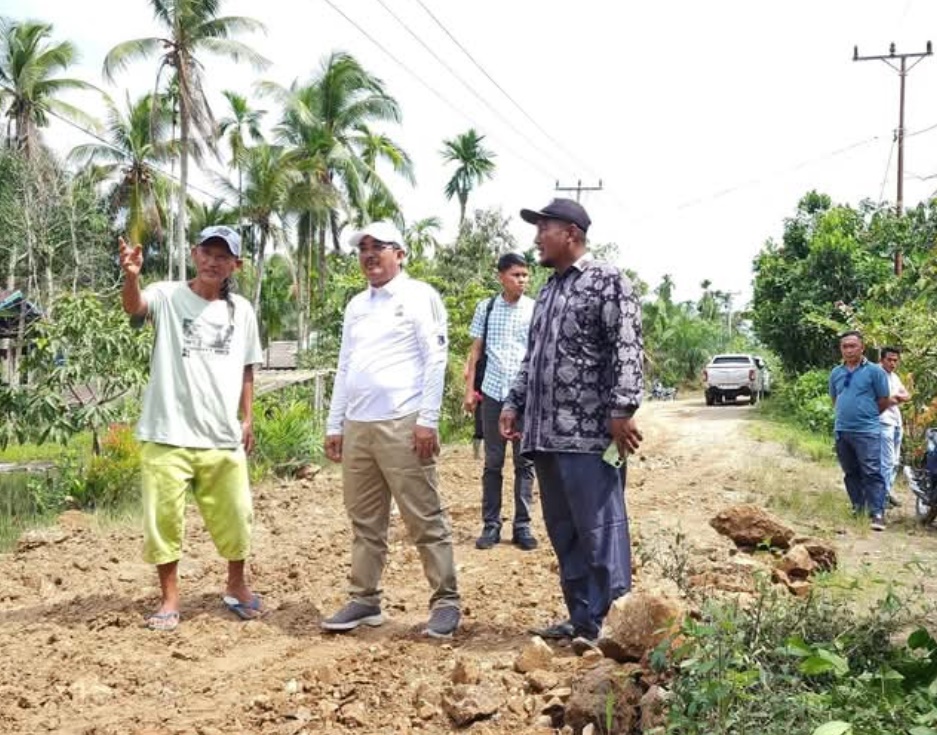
[1,397,935,735]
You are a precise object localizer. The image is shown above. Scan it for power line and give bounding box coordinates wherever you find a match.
[318,0,556,181]
[627,134,883,223]
[372,0,577,179]
[410,0,601,181]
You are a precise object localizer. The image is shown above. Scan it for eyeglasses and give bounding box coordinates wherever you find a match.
[356,241,396,255]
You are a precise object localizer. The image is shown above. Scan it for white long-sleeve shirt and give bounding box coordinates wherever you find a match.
[326,273,448,434]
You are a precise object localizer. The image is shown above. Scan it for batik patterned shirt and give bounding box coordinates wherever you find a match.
[504,256,644,454]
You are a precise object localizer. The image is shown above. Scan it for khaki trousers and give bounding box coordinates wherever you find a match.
[342,413,460,610]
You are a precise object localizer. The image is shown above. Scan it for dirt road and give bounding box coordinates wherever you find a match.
[1,397,934,734]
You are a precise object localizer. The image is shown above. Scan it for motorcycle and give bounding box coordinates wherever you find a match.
[902,427,937,526]
[650,381,678,401]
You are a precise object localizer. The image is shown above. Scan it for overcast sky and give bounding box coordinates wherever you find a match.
[6,0,937,305]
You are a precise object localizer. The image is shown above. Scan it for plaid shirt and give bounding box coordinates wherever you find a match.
[469,294,535,401]
[505,256,644,454]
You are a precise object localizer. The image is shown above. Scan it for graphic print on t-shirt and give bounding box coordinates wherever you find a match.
[181,317,234,358]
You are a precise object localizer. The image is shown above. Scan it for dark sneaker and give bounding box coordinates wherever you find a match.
[511,529,539,551]
[424,606,461,639]
[870,515,886,532]
[571,635,600,656]
[321,601,384,632]
[475,525,501,550]
[528,620,575,640]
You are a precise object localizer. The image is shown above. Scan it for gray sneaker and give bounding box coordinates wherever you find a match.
[321,601,384,632]
[424,606,461,639]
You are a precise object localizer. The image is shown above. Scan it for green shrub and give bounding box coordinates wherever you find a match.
[768,369,836,436]
[660,580,937,735]
[77,424,141,509]
[253,398,320,477]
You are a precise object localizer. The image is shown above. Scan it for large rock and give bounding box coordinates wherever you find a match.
[772,568,811,597]
[777,544,817,580]
[515,636,554,673]
[441,685,500,727]
[710,505,795,549]
[597,589,685,663]
[640,685,671,732]
[565,661,643,733]
[792,536,838,571]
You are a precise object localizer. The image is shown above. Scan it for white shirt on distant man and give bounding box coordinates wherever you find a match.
[326,272,447,434]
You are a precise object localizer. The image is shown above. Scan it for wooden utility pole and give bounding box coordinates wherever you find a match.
[555,179,603,203]
[854,41,932,275]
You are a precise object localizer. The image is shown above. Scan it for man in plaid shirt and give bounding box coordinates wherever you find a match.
[463,253,538,551]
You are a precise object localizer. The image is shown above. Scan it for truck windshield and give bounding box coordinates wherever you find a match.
[712,356,750,365]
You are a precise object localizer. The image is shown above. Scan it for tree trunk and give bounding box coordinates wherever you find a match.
[174,108,190,282]
[252,228,267,313]
[296,214,308,351]
[317,223,326,300]
[68,183,81,294]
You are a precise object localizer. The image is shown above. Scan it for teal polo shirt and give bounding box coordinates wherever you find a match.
[829,358,889,434]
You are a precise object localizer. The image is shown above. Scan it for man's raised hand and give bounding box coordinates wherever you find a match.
[119,237,143,277]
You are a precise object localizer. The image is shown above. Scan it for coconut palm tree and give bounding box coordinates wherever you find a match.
[216,143,298,311]
[441,128,496,225]
[103,0,268,280]
[262,51,410,343]
[218,90,265,229]
[68,92,173,244]
[0,18,97,157]
[404,216,441,261]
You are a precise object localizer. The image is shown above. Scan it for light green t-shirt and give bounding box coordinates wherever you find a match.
[136,281,263,449]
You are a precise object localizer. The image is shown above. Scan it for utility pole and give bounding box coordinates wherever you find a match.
[854,41,932,275]
[555,179,603,202]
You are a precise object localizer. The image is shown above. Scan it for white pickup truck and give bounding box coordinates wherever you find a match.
[703,354,770,406]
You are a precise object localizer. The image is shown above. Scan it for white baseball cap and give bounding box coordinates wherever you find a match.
[348,221,405,251]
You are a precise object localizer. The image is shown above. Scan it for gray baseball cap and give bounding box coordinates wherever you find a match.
[197,225,241,257]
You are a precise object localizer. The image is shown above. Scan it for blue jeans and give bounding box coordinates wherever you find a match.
[481,395,535,532]
[880,424,902,494]
[835,431,886,516]
[531,451,631,639]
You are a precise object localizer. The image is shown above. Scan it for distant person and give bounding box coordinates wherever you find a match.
[120,226,264,632]
[500,198,644,654]
[829,331,891,530]
[879,347,911,507]
[322,221,461,639]
[463,253,537,551]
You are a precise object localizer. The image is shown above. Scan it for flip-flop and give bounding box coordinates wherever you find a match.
[223,594,265,621]
[145,611,180,632]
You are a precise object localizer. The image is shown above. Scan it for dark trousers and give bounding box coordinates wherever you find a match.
[532,451,632,639]
[835,431,886,517]
[481,395,535,532]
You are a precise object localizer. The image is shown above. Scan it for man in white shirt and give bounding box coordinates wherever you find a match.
[879,347,911,506]
[322,221,461,639]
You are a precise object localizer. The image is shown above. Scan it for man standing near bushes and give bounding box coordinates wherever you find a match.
[120,226,264,632]
[463,252,538,552]
[322,221,461,639]
[829,331,891,530]
[878,347,911,507]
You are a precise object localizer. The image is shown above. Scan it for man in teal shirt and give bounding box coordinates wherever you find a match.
[829,331,891,530]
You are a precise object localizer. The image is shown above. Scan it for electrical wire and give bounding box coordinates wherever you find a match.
[409,0,602,181]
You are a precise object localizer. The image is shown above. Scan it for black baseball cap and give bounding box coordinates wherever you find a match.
[520,198,591,233]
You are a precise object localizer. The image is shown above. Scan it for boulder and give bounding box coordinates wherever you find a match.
[710,505,795,549]
[515,636,554,673]
[441,685,500,727]
[565,661,642,734]
[777,544,817,580]
[598,590,685,663]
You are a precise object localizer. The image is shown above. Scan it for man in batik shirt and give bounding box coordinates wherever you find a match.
[500,198,644,654]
